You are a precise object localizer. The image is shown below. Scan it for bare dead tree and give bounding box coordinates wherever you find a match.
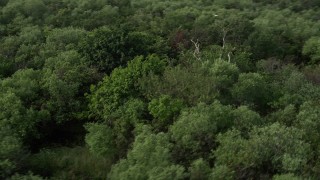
[219,28,237,63]
[222,28,228,49]
[219,28,229,60]
[191,39,201,61]
[227,52,231,62]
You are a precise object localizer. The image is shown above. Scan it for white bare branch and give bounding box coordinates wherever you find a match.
[191,39,201,61]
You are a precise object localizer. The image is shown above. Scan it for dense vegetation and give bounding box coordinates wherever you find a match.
[1,0,320,179]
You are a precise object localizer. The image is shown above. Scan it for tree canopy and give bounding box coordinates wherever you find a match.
[1,0,320,179]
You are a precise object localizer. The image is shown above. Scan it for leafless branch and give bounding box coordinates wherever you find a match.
[191,39,201,61]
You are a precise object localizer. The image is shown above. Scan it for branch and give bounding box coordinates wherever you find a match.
[191,39,201,61]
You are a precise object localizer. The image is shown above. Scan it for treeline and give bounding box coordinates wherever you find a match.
[1,0,320,179]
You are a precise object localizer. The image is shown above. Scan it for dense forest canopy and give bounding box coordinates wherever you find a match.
[1,0,320,179]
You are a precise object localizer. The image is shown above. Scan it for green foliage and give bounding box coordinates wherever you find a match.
[189,158,211,180]
[43,0,121,29]
[272,173,301,180]
[148,95,185,131]
[0,69,42,104]
[250,9,320,62]
[0,91,44,140]
[42,50,98,123]
[295,102,320,147]
[164,7,200,30]
[27,147,112,179]
[169,101,233,162]
[268,105,297,126]
[110,99,148,158]
[1,0,320,178]
[89,55,166,120]
[1,0,46,21]
[210,60,240,90]
[212,10,254,46]
[303,65,320,84]
[78,27,166,73]
[214,123,311,178]
[0,126,22,179]
[211,165,234,180]
[0,26,44,76]
[10,172,43,180]
[271,66,320,108]
[77,27,127,73]
[85,123,116,158]
[214,0,253,9]
[139,63,218,106]
[86,99,147,159]
[232,106,263,133]
[109,126,185,180]
[41,27,87,59]
[232,73,271,111]
[303,36,320,64]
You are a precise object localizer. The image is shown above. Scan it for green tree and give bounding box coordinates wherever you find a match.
[189,158,211,180]
[214,123,311,179]
[303,36,320,64]
[9,172,43,180]
[211,165,234,180]
[15,26,44,69]
[26,147,111,179]
[1,0,46,24]
[42,50,98,123]
[0,126,22,179]
[139,63,218,106]
[1,69,42,104]
[78,27,164,73]
[148,95,185,131]
[0,26,44,76]
[169,101,233,163]
[232,106,262,134]
[77,27,126,73]
[272,173,301,180]
[295,102,320,148]
[108,125,185,180]
[88,55,166,121]
[210,60,239,91]
[0,69,49,147]
[85,123,116,158]
[271,66,320,108]
[249,9,320,62]
[231,72,272,111]
[0,91,46,141]
[267,105,297,126]
[41,27,87,58]
[209,59,240,103]
[111,99,148,157]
